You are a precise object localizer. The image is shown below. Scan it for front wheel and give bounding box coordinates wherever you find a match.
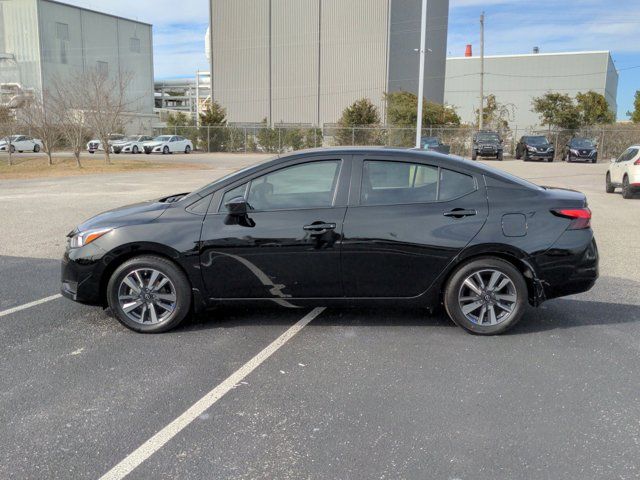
[107,256,192,333]
[34,144,41,153]
[9,145,15,153]
[497,152,503,161]
[605,173,615,193]
[444,258,528,335]
[132,145,139,154]
[185,145,191,154]
[471,151,477,161]
[163,146,169,155]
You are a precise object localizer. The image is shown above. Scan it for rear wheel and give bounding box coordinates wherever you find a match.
[622,176,633,199]
[444,258,528,335]
[185,145,191,154]
[605,173,615,193]
[107,256,192,333]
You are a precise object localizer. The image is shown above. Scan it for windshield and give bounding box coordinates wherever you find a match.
[477,133,500,142]
[526,136,549,146]
[570,138,595,148]
[108,134,125,140]
[154,136,172,141]
[421,137,439,146]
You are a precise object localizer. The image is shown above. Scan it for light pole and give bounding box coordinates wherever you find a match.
[415,0,428,149]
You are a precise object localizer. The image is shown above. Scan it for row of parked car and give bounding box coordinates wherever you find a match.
[86,134,194,155]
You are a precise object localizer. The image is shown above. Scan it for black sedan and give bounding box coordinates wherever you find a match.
[563,138,598,163]
[516,136,555,162]
[61,148,598,335]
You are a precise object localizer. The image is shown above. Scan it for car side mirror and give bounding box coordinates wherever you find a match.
[225,196,249,216]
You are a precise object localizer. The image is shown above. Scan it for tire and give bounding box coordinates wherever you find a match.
[605,173,615,193]
[565,153,571,162]
[34,144,41,153]
[107,255,192,333]
[622,176,633,199]
[497,151,503,161]
[471,150,477,161]
[522,150,529,161]
[443,257,528,335]
[591,157,597,164]
[163,146,169,155]
[9,145,15,153]
[515,148,521,160]
[89,151,95,154]
[185,145,191,154]
[132,145,139,154]
[547,157,553,163]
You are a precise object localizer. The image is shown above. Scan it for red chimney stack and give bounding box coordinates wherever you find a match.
[465,44,473,57]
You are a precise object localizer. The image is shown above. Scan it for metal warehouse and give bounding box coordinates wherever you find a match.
[445,50,619,129]
[0,0,155,131]
[208,0,450,125]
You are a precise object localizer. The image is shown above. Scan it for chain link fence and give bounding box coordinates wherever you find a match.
[153,124,640,161]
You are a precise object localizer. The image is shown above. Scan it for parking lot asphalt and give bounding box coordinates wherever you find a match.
[1,155,639,479]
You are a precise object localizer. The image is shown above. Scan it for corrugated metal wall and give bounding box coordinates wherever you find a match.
[210,0,449,125]
[444,52,618,129]
[0,0,41,91]
[210,0,270,124]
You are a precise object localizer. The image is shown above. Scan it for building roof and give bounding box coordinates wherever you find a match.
[40,0,152,27]
[448,50,612,61]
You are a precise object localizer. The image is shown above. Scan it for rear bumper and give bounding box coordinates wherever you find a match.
[534,230,598,301]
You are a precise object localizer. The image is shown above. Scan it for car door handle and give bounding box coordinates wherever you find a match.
[443,209,477,218]
[303,222,336,232]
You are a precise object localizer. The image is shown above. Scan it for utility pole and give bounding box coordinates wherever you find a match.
[415,0,428,148]
[479,11,485,130]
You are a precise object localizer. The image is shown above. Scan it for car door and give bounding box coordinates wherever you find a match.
[341,155,488,298]
[199,156,351,300]
[613,148,635,183]
[13,136,26,151]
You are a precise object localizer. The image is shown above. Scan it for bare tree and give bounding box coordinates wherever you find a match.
[20,92,63,166]
[50,78,91,168]
[72,68,135,164]
[0,106,18,166]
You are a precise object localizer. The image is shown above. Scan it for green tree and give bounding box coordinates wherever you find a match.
[627,91,640,123]
[385,91,460,127]
[166,111,192,141]
[335,97,382,146]
[532,93,581,130]
[576,91,615,125]
[199,101,227,151]
[475,94,514,132]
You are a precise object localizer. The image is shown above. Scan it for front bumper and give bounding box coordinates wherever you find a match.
[61,244,107,305]
[527,151,554,160]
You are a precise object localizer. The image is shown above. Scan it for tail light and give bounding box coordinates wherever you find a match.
[551,208,591,229]
[634,158,640,165]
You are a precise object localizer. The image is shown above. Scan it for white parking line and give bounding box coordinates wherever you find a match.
[99,306,326,480]
[0,294,62,318]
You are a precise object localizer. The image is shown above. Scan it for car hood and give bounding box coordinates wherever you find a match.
[74,198,173,233]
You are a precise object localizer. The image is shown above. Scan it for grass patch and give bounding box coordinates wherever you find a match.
[0,156,204,180]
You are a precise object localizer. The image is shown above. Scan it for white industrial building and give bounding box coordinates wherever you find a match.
[445,50,619,130]
[0,0,155,131]
[208,0,450,125]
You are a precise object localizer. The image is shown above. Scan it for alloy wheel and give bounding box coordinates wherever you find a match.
[458,269,517,326]
[117,268,177,325]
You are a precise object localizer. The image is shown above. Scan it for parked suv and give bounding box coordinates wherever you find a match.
[563,137,598,163]
[471,131,503,160]
[516,136,555,162]
[606,145,640,199]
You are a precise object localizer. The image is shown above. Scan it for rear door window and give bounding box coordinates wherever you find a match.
[361,160,476,206]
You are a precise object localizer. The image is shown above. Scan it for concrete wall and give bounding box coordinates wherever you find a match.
[210,0,449,125]
[445,51,618,129]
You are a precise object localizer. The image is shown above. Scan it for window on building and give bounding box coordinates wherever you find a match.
[130,37,141,53]
[96,61,109,76]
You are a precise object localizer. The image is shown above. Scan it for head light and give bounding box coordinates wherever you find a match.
[69,227,113,248]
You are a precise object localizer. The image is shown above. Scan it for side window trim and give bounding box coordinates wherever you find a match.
[353,156,477,207]
[214,158,347,214]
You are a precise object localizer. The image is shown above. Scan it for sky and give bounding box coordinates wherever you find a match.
[64,0,639,120]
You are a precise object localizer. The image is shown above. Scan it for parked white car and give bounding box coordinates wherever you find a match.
[87,134,126,154]
[606,145,640,199]
[143,135,193,154]
[0,135,43,153]
[111,135,154,154]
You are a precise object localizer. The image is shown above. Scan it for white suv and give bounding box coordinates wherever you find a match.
[606,146,640,199]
